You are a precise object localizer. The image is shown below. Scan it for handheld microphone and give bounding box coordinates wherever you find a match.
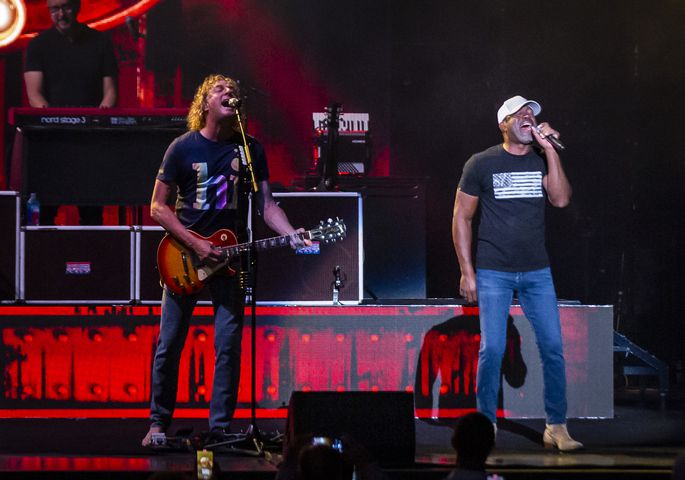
[534,125,565,151]
[221,98,242,108]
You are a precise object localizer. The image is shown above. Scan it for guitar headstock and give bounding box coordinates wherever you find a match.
[310,217,346,244]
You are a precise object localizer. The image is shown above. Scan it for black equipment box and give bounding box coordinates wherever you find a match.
[0,192,19,302]
[252,192,362,304]
[20,227,134,303]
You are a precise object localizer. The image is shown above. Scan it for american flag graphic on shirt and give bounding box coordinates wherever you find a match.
[492,171,543,199]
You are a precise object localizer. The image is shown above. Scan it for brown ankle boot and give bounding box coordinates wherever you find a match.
[543,423,583,451]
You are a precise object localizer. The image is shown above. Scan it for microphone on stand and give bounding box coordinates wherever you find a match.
[534,125,565,151]
[332,265,344,305]
[125,16,143,40]
[221,98,242,108]
[333,265,343,289]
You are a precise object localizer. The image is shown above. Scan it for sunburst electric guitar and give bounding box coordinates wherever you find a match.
[157,218,346,296]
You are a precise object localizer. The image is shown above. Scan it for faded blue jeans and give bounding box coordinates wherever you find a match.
[476,267,567,424]
[149,274,244,431]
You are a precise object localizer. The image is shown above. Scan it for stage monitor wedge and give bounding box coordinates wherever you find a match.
[286,391,416,467]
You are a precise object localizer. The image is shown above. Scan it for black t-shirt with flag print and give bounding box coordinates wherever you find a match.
[458,144,549,272]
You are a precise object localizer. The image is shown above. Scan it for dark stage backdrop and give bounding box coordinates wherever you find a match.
[3,1,683,367]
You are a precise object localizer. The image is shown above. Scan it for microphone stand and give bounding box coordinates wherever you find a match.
[204,103,281,457]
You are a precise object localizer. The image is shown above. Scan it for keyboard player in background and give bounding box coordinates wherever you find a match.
[23,0,118,225]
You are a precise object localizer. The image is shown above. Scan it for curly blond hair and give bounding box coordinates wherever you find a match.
[187,74,241,132]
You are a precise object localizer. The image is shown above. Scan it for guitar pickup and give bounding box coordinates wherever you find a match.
[183,274,196,292]
[181,252,190,275]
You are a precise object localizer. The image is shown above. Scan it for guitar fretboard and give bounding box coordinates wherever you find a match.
[221,232,309,258]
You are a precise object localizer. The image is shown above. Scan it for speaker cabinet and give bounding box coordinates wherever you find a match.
[20,227,134,303]
[0,192,19,302]
[286,391,415,466]
[252,192,362,304]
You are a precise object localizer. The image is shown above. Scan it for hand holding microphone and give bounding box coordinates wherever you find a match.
[533,122,565,151]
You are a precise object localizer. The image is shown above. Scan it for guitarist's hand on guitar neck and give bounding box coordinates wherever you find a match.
[190,235,224,265]
[288,228,313,249]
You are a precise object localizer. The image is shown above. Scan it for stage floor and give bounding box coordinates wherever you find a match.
[1,400,684,479]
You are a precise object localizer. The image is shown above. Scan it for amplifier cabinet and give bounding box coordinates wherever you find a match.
[0,192,20,302]
[252,192,363,305]
[20,227,134,303]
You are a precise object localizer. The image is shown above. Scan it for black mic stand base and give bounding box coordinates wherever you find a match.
[201,423,285,458]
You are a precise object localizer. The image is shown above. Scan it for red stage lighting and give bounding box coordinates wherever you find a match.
[89,330,103,342]
[54,330,69,343]
[54,383,69,398]
[15,329,33,342]
[0,0,26,48]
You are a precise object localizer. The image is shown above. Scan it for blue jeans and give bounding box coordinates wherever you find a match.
[149,274,244,430]
[476,267,567,424]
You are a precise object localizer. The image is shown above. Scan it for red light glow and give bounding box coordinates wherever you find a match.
[54,384,69,398]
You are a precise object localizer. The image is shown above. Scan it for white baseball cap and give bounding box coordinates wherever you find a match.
[497,95,542,124]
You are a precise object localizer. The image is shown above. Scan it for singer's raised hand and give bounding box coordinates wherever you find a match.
[532,122,559,148]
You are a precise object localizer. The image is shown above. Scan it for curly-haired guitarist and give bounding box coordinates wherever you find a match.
[142,74,308,447]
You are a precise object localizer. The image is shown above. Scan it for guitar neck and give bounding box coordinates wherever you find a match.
[220,231,310,257]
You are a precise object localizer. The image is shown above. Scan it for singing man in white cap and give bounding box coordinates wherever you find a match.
[451,95,582,450]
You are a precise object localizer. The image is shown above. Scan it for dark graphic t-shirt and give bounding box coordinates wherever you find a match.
[156,131,268,237]
[458,144,549,272]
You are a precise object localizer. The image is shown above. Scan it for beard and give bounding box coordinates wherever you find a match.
[511,124,534,145]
